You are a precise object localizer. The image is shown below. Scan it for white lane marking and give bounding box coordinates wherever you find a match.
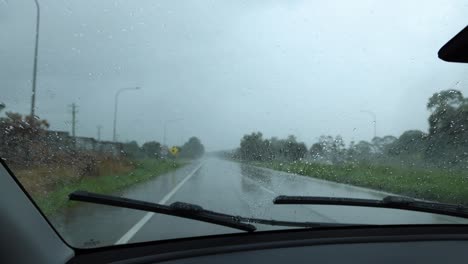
[258,185,275,195]
[242,175,337,222]
[115,162,204,245]
[242,177,275,195]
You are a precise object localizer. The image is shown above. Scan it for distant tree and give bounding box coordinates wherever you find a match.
[238,133,307,162]
[283,135,307,161]
[0,112,49,135]
[381,135,398,145]
[346,141,356,162]
[292,142,308,161]
[0,112,50,165]
[427,89,464,112]
[312,135,346,164]
[233,89,468,168]
[180,137,205,159]
[266,137,284,161]
[387,130,427,156]
[425,89,468,165]
[309,142,324,159]
[239,132,267,161]
[141,141,161,158]
[353,141,374,161]
[372,135,397,155]
[122,141,141,158]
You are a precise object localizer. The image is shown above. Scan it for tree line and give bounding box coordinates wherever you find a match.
[234,89,468,169]
[0,112,51,166]
[236,133,307,162]
[0,110,205,167]
[122,136,205,160]
[0,112,127,176]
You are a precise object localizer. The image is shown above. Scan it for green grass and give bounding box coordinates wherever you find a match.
[253,161,468,205]
[34,159,183,216]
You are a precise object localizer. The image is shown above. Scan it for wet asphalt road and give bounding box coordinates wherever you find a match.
[52,157,468,248]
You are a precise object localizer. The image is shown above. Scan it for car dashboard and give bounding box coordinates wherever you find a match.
[69,225,468,263]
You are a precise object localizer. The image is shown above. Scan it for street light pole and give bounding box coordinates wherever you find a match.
[97,125,102,141]
[163,118,183,146]
[113,87,140,142]
[361,110,377,139]
[30,0,40,117]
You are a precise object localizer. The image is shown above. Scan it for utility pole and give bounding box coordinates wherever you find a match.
[97,125,102,141]
[30,0,41,117]
[69,103,78,137]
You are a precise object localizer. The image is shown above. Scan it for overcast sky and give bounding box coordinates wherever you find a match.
[1,0,467,150]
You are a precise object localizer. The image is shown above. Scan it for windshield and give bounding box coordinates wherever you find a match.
[2,0,468,248]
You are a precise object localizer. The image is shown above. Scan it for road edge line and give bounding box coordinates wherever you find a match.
[242,174,337,223]
[242,177,275,195]
[115,162,204,245]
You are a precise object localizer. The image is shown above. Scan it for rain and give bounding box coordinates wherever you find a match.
[1,0,468,249]
[0,0,466,149]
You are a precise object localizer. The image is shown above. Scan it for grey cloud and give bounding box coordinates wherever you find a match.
[1,0,468,150]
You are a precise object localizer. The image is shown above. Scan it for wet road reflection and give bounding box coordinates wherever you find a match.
[52,157,468,248]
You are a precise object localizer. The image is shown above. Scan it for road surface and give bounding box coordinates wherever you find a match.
[51,157,467,248]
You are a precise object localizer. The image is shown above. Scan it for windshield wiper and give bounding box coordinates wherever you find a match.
[69,191,256,232]
[274,195,468,219]
[69,191,354,232]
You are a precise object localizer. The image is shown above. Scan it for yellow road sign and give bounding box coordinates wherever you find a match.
[170,146,179,156]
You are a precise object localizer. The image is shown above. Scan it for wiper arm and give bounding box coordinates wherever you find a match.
[274,195,468,219]
[235,217,367,228]
[69,191,256,232]
[69,191,356,232]
[69,191,354,232]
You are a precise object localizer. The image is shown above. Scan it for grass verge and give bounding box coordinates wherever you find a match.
[253,161,468,205]
[34,159,183,216]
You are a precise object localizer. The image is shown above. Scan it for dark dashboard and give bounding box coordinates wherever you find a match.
[69,225,468,264]
[161,240,466,264]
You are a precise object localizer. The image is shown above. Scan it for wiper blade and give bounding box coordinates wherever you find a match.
[274,195,468,219]
[234,217,364,228]
[69,191,256,232]
[69,191,356,232]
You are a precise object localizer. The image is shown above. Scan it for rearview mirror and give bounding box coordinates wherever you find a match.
[438,26,468,63]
